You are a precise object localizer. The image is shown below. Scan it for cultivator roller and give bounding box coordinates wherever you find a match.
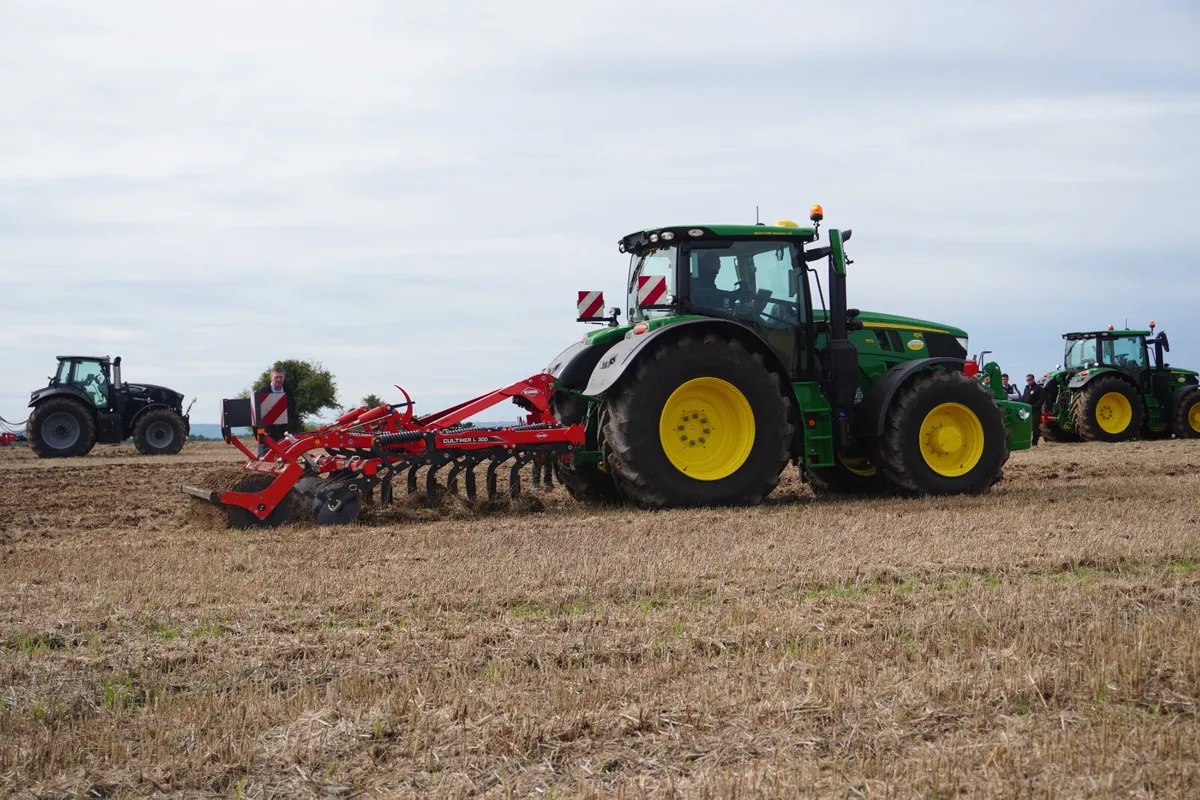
[181,373,585,528]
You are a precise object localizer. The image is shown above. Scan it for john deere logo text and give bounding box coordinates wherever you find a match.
[906,339,924,351]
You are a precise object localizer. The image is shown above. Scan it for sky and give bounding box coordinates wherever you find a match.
[2,0,1198,424]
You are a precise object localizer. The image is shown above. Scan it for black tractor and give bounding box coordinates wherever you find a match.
[26,355,192,458]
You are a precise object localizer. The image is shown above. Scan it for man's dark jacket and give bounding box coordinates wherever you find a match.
[255,383,300,440]
[1021,383,1044,409]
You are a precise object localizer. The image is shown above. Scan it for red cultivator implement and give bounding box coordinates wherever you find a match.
[181,373,584,528]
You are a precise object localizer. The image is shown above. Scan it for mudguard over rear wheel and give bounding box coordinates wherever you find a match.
[601,334,791,508]
[1071,376,1143,442]
[876,369,1008,495]
[27,397,97,458]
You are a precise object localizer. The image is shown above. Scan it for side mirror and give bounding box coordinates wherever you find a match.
[841,229,852,242]
[1157,332,1170,352]
[846,308,861,318]
[805,246,831,262]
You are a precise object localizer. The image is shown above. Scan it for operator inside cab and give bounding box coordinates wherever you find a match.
[691,251,724,309]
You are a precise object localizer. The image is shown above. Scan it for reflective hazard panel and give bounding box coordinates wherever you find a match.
[255,392,289,426]
[636,275,668,307]
[577,290,605,320]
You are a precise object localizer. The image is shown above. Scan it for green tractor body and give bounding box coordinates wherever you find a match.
[546,213,1032,506]
[1040,327,1200,442]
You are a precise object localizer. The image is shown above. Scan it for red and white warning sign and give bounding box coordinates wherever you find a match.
[577,290,605,320]
[636,275,668,307]
[256,392,289,426]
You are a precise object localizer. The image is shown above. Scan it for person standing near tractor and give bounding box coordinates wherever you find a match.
[1001,373,1021,402]
[256,367,299,457]
[1021,373,1044,446]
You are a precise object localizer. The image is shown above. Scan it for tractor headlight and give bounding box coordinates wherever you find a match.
[649,233,659,243]
[660,231,675,241]
[1017,408,1031,420]
[956,337,968,352]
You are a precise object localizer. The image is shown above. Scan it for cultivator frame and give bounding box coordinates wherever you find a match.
[182,373,584,528]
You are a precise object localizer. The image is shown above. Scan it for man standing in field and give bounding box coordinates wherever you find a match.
[256,367,299,457]
[1021,373,1043,446]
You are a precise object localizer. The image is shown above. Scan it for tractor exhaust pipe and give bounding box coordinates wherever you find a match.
[112,356,122,387]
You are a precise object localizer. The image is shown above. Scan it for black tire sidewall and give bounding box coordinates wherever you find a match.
[1078,377,1143,442]
[29,398,96,458]
[609,338,788,506]
[1173,389,1200,439]
[134,409,186,455]
[886,372,1007,494]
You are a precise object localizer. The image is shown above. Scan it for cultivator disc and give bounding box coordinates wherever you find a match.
[182,373,585,528]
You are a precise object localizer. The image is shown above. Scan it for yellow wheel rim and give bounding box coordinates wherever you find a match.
[658,377,754,481]
[839,454,876,477]
[1095,391,1133,434]
[919,402,985,477]
[1189,402,1200,433]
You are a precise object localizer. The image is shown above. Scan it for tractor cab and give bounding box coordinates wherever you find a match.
[45,356,120,410]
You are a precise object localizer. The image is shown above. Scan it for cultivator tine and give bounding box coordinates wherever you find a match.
[486,459,502,500]
[509,461,522,499]
[425,463,442,498]
[446,461,462,494]
[407,463,420,495]
[464,467,477,501]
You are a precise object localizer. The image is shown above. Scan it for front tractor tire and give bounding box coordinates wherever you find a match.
[601,334,791,508]
[1071,376,1144,443]
[1039,421,1079,443]
[132,408,187,455]
[876,369,1008,495]
[27,397,97,458]
[1171,388,1200,439]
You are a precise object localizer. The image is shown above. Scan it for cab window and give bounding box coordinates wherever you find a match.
[688,242,803,328]
[71,360,109,407]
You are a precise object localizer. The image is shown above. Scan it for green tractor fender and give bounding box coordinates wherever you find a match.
[854,358,969,438]
[1066,366,1126,391]
[580,318,791,400]
[545,338,621,391]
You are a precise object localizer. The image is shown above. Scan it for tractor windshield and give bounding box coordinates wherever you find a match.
[628,247,676,322]
[1064,339,1096,370]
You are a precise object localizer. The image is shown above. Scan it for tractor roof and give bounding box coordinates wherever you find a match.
[1063,330,1151,340]
[56,355,111,362]
[620,223,818,254]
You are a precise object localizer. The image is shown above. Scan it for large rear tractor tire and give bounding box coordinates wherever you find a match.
[1071,376,1144,442]
[601,334,791,508]
[805,452,894,496]
[876,369,1008,495]
[550,392,624,505]
[27,397,97,458]
[1171,388,1200,439]
[132,408,187,455]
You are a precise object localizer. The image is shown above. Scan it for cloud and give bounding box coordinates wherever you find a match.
[1,0,1198,424]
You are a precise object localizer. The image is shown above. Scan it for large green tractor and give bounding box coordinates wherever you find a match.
[1040,325,1200,443]
[545,207,1032,505]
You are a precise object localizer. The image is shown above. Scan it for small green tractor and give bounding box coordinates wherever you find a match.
[545,207,1032,505]
[1040,325,1200,442]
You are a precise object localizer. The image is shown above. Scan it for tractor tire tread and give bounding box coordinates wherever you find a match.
[1071,375,1144,443]
[132,408,187,456]
[601,333,791,508]
[27,397,97,458]
[875,369,1008,495]
[1170,387,1200,439]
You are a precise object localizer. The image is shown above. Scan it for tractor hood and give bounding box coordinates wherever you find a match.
[125,383,186,406]
[814,310,968,339]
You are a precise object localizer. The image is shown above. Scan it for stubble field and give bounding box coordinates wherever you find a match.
[1,439,1198,798]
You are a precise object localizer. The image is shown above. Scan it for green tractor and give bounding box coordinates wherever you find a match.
[545,207,1032,505]
[1040,324,1200,443]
